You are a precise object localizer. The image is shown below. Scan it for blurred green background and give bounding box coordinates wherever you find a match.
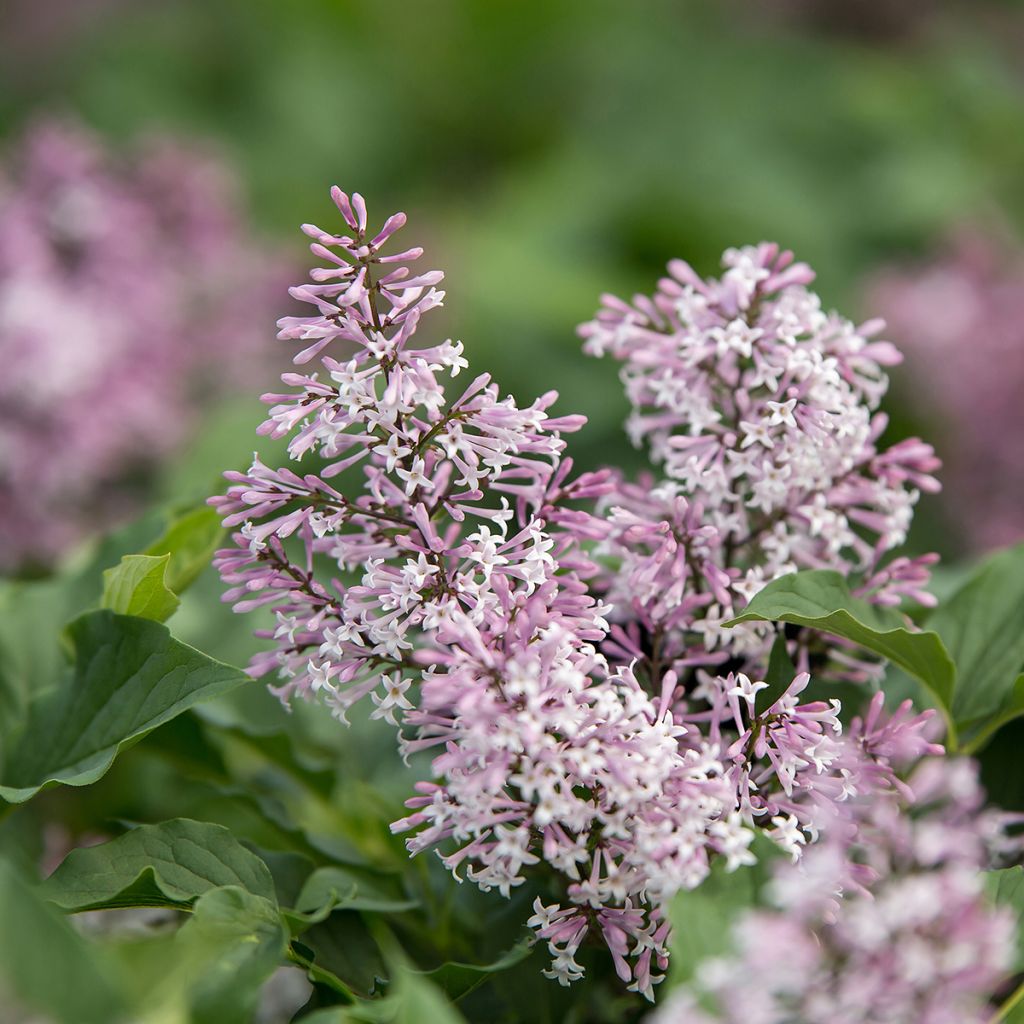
[2,6,1024,1018]
[4,0,1023,496]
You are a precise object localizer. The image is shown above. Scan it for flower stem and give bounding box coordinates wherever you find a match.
[991,979,1024,1023]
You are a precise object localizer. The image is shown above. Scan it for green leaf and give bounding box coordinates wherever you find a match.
[0,611,249,803]
[174,886,288,1024]
[726,570,955,728]
[755,631,797,715]
[0,857,124,1024]
[294,913,388,999]
[960,675,1024,755]
[295,865,419,916]
[97,506,225,624]
[143,505,224,594]
[102,554,181,622]
[41,818,277,911]
[985,866,1024,973]
[299,960,471,1023]
[417,939,535,1001]
[929,544,1024,741]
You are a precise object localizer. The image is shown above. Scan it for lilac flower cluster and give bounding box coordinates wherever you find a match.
[0,117,287,570]
[213,192,944,997]
[652,757,1017,1024]
[570,247,946,889]
[580,243,941,686]
[868,228,1024,552]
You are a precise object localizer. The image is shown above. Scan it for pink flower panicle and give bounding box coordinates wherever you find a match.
[0,117,287,570]
[213,197,946,998]
[580,243,941,683]
[652,758,1018,1024]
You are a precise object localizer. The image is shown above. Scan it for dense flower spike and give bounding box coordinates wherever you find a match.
[651,758,1018,1024]
[869,228,1024,552]
[574,245,945,865]
[213,195,946,997]
[0,117,288,570]
[580,244,941,685]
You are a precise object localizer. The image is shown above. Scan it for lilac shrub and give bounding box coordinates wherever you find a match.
[0,117,287,570]
[212,190,951,998]
[652,758,1017,1024]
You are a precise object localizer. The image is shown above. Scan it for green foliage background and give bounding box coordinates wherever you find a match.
[1,2,1024,1021]
[4,0,1023,500]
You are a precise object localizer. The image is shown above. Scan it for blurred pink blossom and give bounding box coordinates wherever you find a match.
[0,117,290,570]
[651,757,1018,1024]
[868,228,1024,553]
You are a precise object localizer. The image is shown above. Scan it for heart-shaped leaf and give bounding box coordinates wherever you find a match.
[726,571,955,730]
[41,818,277,911]
[102,554,181,622]
[175,886,288,1024]
[0,611,248,803]
[930,544,1024,742]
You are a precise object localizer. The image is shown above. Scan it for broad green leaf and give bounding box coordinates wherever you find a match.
[389,965,469,1024]
[41,818,276,911]
[295,865,419,916]
[960,675,1024,755]
[102,554,181,622]
[0,857,124,1024]
[174,887,288,1024]
[417,939,534,1001]
[294,913,388,999]
[986,866,1024,973]
[726,570,955,726]
[299,958,470,1023]
[117,886,289,1024]
[930,544,1024,735]
[143,505,224,594]
[0,611,249,803]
